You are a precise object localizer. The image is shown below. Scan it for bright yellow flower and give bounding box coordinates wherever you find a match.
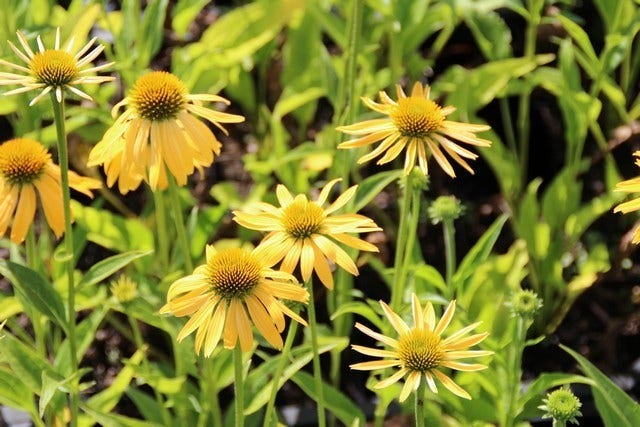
[0,28,114,105]
[87,71,245,194]
[233,179,381,289]
[350,294,492,402]
[337,82,491,177]
[614,151,640,243]
[0,138,101,243]
[160,246,309,355]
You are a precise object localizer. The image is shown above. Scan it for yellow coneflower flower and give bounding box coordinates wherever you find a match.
[233,179,381,289]
[0,138,101,243]
[160,246,309,355]
[337,82,491,177]
[350,294,492,402]
[87,71,245,194]
[0,28,114,105]
[614,151,640,243]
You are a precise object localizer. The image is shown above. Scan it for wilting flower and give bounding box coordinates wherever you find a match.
[87,71,245,193]
[614,150,640,243]
[233,179,381,289]
[337,82,491,177]
[0,28,114,105]
[160,246,309,355]
[350,294,492,402]
[0,138,101,243]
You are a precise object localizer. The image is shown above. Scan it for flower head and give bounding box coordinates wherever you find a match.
[427,195,464,224]
[160,246,309,355]
[87,71,245,193]
[0,138,101,243]
[337,82,491,177]
[539,387,582,424]
[233,179,381,289]
[0,28,114,105]
[350,294,492,402]
[506,289,543,319]
[614,150,640,243]
[110,276,137,303]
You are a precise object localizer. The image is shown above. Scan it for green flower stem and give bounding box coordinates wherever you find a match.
[128,316,172,426]
[26,228,46,358]
[415,380,426,427]
[153,190,169,273]
[390,173,417,312]
[442,218,456,296]
[501,316,526,427]
[265,319,299,426]
[373,399,386,427]
[167,174,193,272]
[552,420,566,427]
[307,279,326,427]
[233,344,245,427]
[50,93,79,427]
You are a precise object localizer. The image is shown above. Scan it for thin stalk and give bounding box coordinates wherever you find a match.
[552,420,566,427]
[153,190,169,272]
[167,174,193,272]
[26,228,46,358]
[50,93,79,427]
[499,98,517,155]
[414,380,426,427]
[442,219,456,296]
[390,173,414,312]
[233,344,245,427]
[398,184,421,296]
[265,320,299,426]
[128,317,172,426]
[501,316,525,427]
[307,279,326,427]
[373,399,386,427]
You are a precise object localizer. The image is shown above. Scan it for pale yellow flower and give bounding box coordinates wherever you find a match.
[233,179,381,289]
[0,138,101,243]
[351,294,492,402]
[87,71,245,193]
[337,82,491,177]
[160,246,309,355]
[614,150,640,243]
[0,28,114,105]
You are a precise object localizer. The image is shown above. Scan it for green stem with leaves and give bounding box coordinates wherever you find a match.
[233,344,245,427]
[307,279,326,427]
[167,174,193,272]
[50,93,79,427]
[265,320,299,426]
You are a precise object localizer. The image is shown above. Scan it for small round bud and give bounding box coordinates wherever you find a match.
[409,166,430,191]
[428,195,464,224]
[539,387,582,424]
[110,276,137,303]
[506,289,543,318]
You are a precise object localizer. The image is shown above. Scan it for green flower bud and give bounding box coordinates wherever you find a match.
[506,289,543,318]
[427,195,464,224]
[539,387,582,425]
[110,276,137,303]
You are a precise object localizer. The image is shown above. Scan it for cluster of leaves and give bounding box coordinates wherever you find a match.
[1,0,640,426]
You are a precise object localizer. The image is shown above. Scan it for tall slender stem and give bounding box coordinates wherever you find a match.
[50,93,79,427]
[390,173,415,312]
[233,344,245,427]
[153,190,169,272]
[414,380,426,427]
[265,320,299,426]
[442,219,456,296]
[307,279,326,427]
[167,174,193,272]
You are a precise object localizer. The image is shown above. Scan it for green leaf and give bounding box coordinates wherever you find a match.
[354,170,403,212]
[330,301,384,330]
[139,0,168,67]
[272,87,325,121]
[80,403,164,427]
[561,344,640,426]
[172,0,209,37]
[291,371,365,426]
[0,260,68,333]
[452,214,509,290]
[517,373,593,420]
[126,388,167,424]
[556,14,599,64]
[78,250,152,288]
[0,365,37,416]
[464,9,512,60]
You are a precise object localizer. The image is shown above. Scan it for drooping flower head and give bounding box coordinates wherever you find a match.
[87,71,245,194]
[337,82,491,177]
[0,138,101,243]
[0,28,114,105]
[160,246,309,355]
[233,179,381,289]
[350,294,492,402]
[614,150,640,243]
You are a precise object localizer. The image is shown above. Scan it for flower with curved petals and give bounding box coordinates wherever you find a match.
[87,71,245,193]
[0,138,101,243]
[232,179,381,289]
[614,150,640,243]
[337,82,491,177]
[0,28,114,105]
[160,246,309,355]
[350,294,492,402]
